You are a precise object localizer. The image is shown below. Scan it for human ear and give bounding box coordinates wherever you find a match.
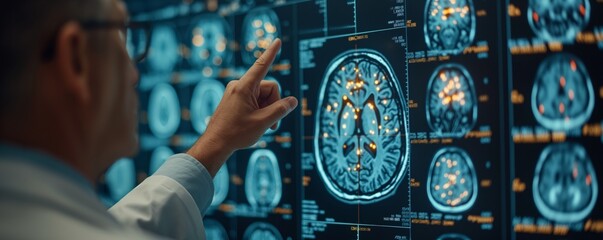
[52,21,91,104]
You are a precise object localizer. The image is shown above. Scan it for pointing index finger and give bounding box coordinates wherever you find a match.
[239,39,282,88]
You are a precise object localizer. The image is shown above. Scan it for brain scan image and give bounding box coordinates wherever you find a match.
[424,0,476,54]
[148,83,181,139]
[533,143,598,223]
[243,222,283,240]
[527,0,591,43]
[190,79,225,135]
[147,26,180,73]
[437,233,471,240]
[204,219,229,240]
[190,14,232,78]
[314,49,410,204]
[531,53,594,131]
[105,158,136,202]
[211,165,230,208]
[245,149,282,208]
[241,7,280,66]
[426,64,477,138]
[427,147,478,213]
[149,146,174,174]
[264,76,282,135]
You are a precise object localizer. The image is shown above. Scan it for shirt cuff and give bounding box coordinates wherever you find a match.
[153,153,214,215]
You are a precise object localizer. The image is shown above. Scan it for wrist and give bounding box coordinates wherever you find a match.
[187,133,234,177]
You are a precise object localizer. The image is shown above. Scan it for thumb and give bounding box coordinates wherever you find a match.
[257,96,298,129]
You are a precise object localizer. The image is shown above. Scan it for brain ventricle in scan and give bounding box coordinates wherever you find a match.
[424,0,476,54]
[531,53,594,131]
[315,49,409,204]
[527,0,591,42]
[426,64,477,138]
[427,147,478,213]
[533,143,598,223]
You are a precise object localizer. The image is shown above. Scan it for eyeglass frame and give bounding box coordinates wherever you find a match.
[42,20,153,63]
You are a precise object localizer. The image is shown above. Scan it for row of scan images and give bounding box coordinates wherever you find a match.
[129,8,281,78]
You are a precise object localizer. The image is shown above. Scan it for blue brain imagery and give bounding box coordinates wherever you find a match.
[314,49,409,204]
[427,147,477,213]
[149,146,174,174]
[426,64,477,138]
[245,149,282,208]
[243,222,283,240]
[533,143,598,223]
[527,0,591,43]
[424,0,476,54]
[190,79,225,135]
[211,164,230,208]
[531,53,594,131]
[204,219,229,240]
[148,83,181,139]
[437,233,471,240]
[147,26,180,73]
[190,14,232,78]
[105,158,136,203]
[241,7,280,66]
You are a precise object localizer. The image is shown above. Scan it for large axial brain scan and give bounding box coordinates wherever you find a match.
[314,49,410,204]
[531,53,594,131]
[245,149,282,208]
[241,7,280,66]
[190,79,225,135]
[427,147,478,213]
[147,26,180,73]
[533,143,598,223]
[424,0,476,54]
[190,14,232,78]
[437,233,471,240]
[426,64,477,138]
[243,222,283,240]
[204,219,229,240]
[105,158,136,202]
[148,83,181,139]
[149,146,174,174]
[211,164,230,208]
[527,0,591,43]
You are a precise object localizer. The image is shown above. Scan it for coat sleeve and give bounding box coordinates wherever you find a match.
[108,154,214,240]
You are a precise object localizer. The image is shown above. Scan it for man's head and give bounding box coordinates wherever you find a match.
[0,0,139,181]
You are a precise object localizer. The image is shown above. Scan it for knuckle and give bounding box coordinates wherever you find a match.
[254,55,267,66]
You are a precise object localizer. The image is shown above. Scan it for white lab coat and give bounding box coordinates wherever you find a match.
[0,144,214,240]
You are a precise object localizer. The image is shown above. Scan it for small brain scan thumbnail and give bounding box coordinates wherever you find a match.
[315,49,410,204]
[437,233,471,240]
[211,164,230,208]
[148,83,181,139]
[245,149,282,208]
[531,53,594,131]
[424,0,476,54]
[533,143,598,223]
[190,79,225,135]
[241,7,280,66]
[426,63,477,138]
[243,222,283,240]
[105,158,136,202]
[427,147,478,213]
[204,219,229,240]
[147,26,180,73]
[527,0,591,43]
[149,146,174,174]
[190,14,232,78]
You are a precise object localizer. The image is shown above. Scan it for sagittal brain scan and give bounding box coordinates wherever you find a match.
[147,26,180,73]
[148,83,181,139]
[437,233,471,240]
[204,219,229,240]
[245,149,282,208]
[427,147,478,213]
[190,14,232,78]
[531,53,594,131]
[527,0,591,43]
[426,64,477,138]
[241,7,280,66]
[190,79,224,135]
[149,146,174,174]
[533,143,598,223]
[243,222,283,240]
[105,158,136,201]
[211,165,230,208]
[314,49,409,204]
[424,0,476,54]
